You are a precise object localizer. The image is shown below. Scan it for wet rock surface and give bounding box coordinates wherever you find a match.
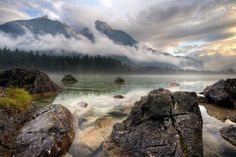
[15,104,74,157]
[104,88,203,157]
[62,74,78,84]
[0,68,61,96]
[203,79,236,107]
[219,125,236,147]
[0,105,36,157]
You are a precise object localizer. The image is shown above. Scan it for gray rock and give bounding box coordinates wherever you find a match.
[0,68,61,97]
[203,79,234,107]
[114,77,125,85]
[15,104,74,157]
[104,88,203,157]
[220,125,236,147]
[62,74,78,84]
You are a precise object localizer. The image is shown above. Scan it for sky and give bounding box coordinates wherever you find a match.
[0,0,236,70]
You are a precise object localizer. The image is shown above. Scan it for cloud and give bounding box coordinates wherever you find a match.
[0,0,236,70]
[0,2,30,24]
[0,30,187,67]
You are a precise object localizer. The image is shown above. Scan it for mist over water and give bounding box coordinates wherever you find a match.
[35,74,236,157]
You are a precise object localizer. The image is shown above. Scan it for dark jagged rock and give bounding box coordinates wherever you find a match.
[114,77,125,85]
[113,95,125,99]
[226,79,236,98]
[15,104,74,157]
[0,104,37,157]
[104,88,203,157]
[203,79,235,107]
[62,74,78,84]
[220,125,236,147]
[0,69,61,97]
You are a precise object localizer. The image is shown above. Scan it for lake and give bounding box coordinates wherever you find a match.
[37,74,236,157]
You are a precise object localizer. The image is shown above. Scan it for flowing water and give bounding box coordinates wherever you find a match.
[36,74,236,157]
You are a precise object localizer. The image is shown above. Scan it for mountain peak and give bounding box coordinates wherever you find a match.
[95,20,112,32]
[95,20,137,46]
[0,16,77,38]
[40,15,48,19]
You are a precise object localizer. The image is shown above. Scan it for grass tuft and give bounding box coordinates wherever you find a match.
[0,88,32,110]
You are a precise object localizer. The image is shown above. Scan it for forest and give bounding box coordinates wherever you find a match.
[0,48,131,73]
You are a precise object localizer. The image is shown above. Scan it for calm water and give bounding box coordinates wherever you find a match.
[40,74,236,157]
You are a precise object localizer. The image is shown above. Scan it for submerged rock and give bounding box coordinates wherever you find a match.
[0,68,61,97]
[75,116,121,157]
[203,79,236,107]
[62,74,78,84]
[170,82,180,87]
[202,103,236,122]
[114,77,125,85]
[15,104,74,157]
[226,115,236,123]
[107,111,128,118]
[113,95,125,99]
[104,88,203,157]
[220,125,236,147]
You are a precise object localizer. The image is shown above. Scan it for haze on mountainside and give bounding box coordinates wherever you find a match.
[0,0,236,71]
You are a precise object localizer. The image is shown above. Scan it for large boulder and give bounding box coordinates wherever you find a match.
[219,125,236,147]
[203,79,235,107]
[15,104,75,157]
[104,88,203,157]
[0,104,36,156]
[0,68,61,97]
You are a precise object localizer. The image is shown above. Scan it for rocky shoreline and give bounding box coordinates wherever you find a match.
[0,68,236,157]
[0,69,74,157]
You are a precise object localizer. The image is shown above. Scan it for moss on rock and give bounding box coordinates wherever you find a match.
[0,88,32,110]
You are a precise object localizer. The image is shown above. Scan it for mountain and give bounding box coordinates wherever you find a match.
[80,27,95,42]
[0,16,203,69]
[95,20,138,46]
[145,47,203,69]
[0,15,78,38]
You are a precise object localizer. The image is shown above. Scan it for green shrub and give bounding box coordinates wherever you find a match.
[0,88,32,109]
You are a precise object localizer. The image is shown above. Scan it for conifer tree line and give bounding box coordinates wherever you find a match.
[0,48,131,73]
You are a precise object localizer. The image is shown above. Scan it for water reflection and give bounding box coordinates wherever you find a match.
[41,74,236,157]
